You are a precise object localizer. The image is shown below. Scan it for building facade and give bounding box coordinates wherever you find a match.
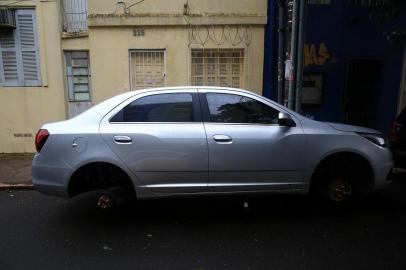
[0,0,267,153]
[302,0,406,135]
[264,0,406,135]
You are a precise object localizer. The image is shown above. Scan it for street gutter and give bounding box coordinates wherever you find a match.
[0,183,34,190]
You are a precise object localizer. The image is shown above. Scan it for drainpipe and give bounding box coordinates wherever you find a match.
[287,0,299,110]
[295,0,306,112]
[263,0,278,100]
[277,0,285,105]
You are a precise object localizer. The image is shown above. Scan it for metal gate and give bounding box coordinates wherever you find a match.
[343,58,383,128]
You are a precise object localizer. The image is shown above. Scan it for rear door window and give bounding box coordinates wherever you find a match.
[110,93,194,122]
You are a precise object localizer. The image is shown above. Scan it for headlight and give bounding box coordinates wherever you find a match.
[357,132,388,147]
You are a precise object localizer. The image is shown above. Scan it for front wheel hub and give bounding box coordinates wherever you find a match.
[328,179,352,202]
[97,194,114,209]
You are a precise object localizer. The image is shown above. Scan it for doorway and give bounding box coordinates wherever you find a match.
[343,58,383,128]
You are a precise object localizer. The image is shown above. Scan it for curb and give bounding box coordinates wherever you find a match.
[0,183,34,190]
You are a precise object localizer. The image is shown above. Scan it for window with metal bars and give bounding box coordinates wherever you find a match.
[62,0,88,33]
[346,0,394,6]
[0,9,41,87]
[130,50,166,90]
[191,49,245,88]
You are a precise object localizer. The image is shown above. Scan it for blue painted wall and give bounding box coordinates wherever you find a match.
[303,2,406,134]
[264,0,406,134]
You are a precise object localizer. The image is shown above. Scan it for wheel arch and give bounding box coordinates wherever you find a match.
[308,150,375,194]
[67,160,136,198]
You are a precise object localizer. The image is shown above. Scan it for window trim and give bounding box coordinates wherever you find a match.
[198,92,283,126]
[108,92,202,124]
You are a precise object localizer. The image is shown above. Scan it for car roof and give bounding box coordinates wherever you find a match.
[117,86,255,97]
[113,86,304,119]
[70,87,255,120]
[43,86,305,132]
[120,85,302,113]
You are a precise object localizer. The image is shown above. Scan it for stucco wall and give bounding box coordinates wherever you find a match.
[61,35,89,51]
[86,0,266,103]
[88,26,264,103]
[0,0,266,153]
[0,0,67,153]
[88,0,267,16]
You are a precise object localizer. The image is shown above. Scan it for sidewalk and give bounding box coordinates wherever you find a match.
[0,153,34,187]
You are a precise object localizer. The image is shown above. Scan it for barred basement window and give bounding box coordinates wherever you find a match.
[0,9,41,87]
[130,50,165,90]
[64,51,91,102]
[191,49,245,88]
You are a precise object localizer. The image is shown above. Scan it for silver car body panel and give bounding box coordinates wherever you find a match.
[326,122,381,134]
[32,86,394,199]
[198,88,306,192]
[99,88,208,195]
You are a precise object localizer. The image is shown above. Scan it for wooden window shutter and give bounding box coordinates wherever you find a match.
[16,9,41,86]
[0,29,19,86]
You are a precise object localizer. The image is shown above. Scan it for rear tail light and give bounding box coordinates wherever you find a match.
[391,120,401,143]
[35,129,49,153]
[391,120,396,143]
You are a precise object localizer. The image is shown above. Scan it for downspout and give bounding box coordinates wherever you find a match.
[287,0,299,110]
[277,0,286,104]
[295,0,306,112]
[263,0,278,99]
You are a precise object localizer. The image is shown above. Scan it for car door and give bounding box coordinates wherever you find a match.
[99,89,208,194]
[199,89,306,192]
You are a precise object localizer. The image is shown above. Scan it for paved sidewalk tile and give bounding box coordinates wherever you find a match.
[0,154,34,184]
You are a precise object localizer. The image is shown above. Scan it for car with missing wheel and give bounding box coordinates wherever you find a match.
[32,87,393,205]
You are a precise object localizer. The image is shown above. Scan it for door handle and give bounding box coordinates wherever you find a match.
[113,135,132,144]
[213,134,232,144]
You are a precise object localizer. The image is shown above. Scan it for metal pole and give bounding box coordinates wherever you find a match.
[295,0,306,112]
[287,0,299,110]
[277,1,286,105]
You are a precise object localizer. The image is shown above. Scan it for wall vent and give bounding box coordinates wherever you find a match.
[133,28,145,37]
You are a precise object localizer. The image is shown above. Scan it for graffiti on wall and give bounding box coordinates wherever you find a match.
[304,42,333,67]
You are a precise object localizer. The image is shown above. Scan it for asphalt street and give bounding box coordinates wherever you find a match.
[1,177,406,270]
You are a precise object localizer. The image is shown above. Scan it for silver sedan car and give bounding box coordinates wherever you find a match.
[32,87,393,205]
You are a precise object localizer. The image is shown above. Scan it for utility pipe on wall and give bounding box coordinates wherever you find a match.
[277,0,286,105]
[287,0,299,110]
[295,0,306,112]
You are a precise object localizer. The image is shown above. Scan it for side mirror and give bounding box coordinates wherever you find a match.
[278,112,296,127]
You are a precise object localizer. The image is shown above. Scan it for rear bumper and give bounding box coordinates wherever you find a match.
[33,183,69,198]
[32,154,73,198]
